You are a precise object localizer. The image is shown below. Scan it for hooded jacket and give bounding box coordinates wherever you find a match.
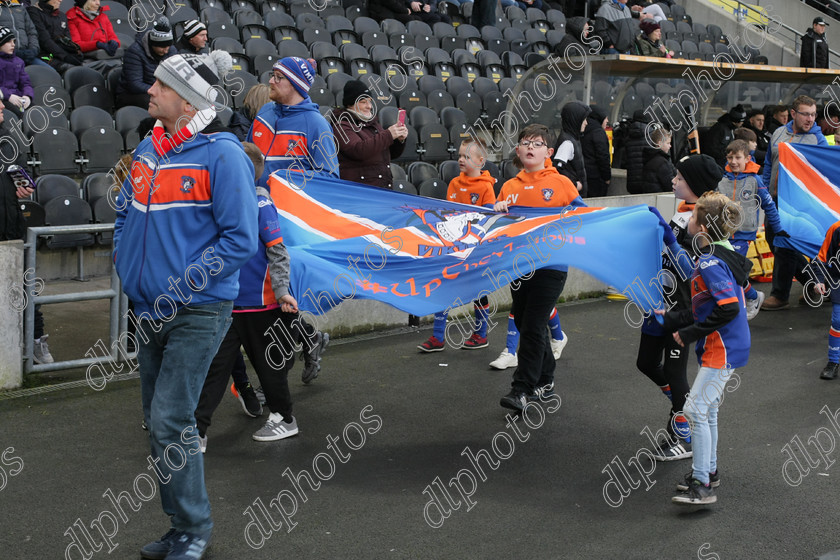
[801,27,829,69]
[27,0,82,64]
[555,16,589,56]
[0,0,39,59]
[701,112,739,167]
[0,122,27,241]
[763,120,828,197]
[0,51,33,100]
[641,145,675,193]
[718,160,781,238]
[581,107,611,198]
[66,4,118,53]
[594,0,635,53]
[113,117,259,320]
[329,106,405,189]
[117,31,175,95]
[447,170,496,206]
[554,101,589,196]
[634,33,665,57]
[247,98,340,187]
[624,110,652,194]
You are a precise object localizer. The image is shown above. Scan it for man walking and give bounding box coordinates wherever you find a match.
[114,50,258,559]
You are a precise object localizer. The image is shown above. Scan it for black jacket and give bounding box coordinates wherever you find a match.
[701,113,738,168]
[554,101,589,196]
[801,27,829,69]
[624,110,652,194]
[641,146,675,193]
[743,122,769,168]
[0,124,29,241]
[27,0,82,64]
[555,16,591,56]
[581,111,611,198]
[117,31,176,95]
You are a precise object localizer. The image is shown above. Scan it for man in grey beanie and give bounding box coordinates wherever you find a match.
[114,50,258,560]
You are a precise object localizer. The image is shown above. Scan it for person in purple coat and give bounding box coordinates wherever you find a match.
[0,27,33,118]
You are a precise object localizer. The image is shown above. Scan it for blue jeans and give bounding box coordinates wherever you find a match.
[138,301,233,534]
[684,366,734,484]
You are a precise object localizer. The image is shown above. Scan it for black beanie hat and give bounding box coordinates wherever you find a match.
[343,79,371,108]
[0,27,14,47]
[728,104,746,123]
[676,154,723,197]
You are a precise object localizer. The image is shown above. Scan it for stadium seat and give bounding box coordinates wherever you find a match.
[407,161,438,185]
[274,28,301,43]
[418,124,449,162]
[82,172,119,204]
[201,6,233,25]
[438,159,459,185]
[277,39,310,59]
[486,38,510,57]
[69,106,113,139]
[388,32,413,50]
[72,84,113,112]
[455,91,482,125]
[26,64,63,90]
[390,162,406,182]
[19,200,45,231]
[78,128,123,173]
[361,31,389,49]
[504,5,525,21]
[333,29,361,48]
[170,6,200,27]
[264,10,295,29]
[231,0,259,12]
[397,89,426,114]
[381,18,407,35]
[445,76,473,98]
[353,16,379,35]
[392,180,416,195]
[241,23,270,41]
[399,46,427,79]
[439,35,467,54]
[669,4,687,22]
[393,125,418,163]
[326,14,354,33]
[245,37,277,57]
[418,178,447,199]
[35,174,79,204]
[63,66,105,96]
[235,11,264,28]
[457,24,480,39]
[44,196,95,249]
[406,20,432,37]
[327,72,353,96]
[417,75,446,97]
[23,105,68,140]
[471,76,498,98]
[212,36,244,54]
[409,106,439,130]
[92,197,117,244]
[114,105,149,140]
[261,0,285,15]
[252,54,279,77]
[483,91,507,121]
[31,128,79,175]
[345,4,365,21]
[427,90,455,114]
[225,70,258,108]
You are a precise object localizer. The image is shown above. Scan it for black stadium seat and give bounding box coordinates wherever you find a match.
[427,90,455,115]
[79,128,123,173]
[35,174,79,205]
[418,178,448,199]
[70,106,113,138]
[31,128,79,175]
[439,159,459,185]
[44,196,95,249]
[19,200,46,230]
[392,180,416,195]
[407,161,438,185]
[82,173,119,204]
[418,124,450,162]
[73,83,113,112]
[92,197,117,244]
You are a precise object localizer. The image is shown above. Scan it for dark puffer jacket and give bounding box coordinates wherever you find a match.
[554,101,590,196]
[624,110,652,194]
[581,106,611,198]
[0,122,29,241]
[27,0,83,65]
[117,31,175,95]
[701,113,739,168]
[0,1,40,64]
[641,145,675,193]
[0,51,33,100]
[330,107,405,189]
[800,27,829,69]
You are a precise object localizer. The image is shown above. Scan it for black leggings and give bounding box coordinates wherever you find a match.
[636,331,690,419]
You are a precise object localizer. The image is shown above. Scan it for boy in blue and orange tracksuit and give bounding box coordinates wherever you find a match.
[811,221,840,380]
[658,191,752,506]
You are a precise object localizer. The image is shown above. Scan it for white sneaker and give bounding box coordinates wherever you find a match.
[199,435,207,454]
[33,335,54,364]
[550,331,568,360]
[489,349,517,370]
[745,291,765,321]
[253,413,299,442]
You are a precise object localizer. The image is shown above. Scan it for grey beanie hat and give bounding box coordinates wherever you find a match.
[154,50,232,111]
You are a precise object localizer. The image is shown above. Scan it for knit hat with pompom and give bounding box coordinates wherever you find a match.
[154,50,232,110]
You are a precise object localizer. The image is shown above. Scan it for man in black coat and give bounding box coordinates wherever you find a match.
[623,109,652,194]
[701,104,745,168]
[801,16,829,69]
[581,104,611,198]
[744,109,770,165]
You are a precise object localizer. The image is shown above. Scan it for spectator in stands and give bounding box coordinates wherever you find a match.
[407,0,450,24]
[501,0,543,13]
[744,109,769,165]
[176,19,208,55]
[701,104,745,168]
[818,104,840,145]
[469,0,495,29]
[555,17,594,56]
[623,109,652,194]
[0,29,33,118]
[761,95,828,311]
[581,104,611,198]
[330,80,408,189]
[0,0,46,67]
[765,104,788,135]
[115,17,175,109]
[641,125,675,192]
[0,98,53,364]
[229,83,270,141]
[27,0,84,73]
[634,20,673,57]
[594,0,636,54]
[554,101,589,196]
[247,57,339,186]
[628,0,668,22]
[800,16,830,69]
[66,0,120,59]
[368,0,449,24]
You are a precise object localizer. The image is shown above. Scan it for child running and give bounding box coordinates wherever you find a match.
[657,191,751,505]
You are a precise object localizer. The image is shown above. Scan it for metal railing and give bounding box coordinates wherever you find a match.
[23,224,133,375]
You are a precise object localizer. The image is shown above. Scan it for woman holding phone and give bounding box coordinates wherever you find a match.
[329,79,408,189]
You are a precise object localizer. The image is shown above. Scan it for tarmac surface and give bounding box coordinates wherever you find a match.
[1,280,840,560]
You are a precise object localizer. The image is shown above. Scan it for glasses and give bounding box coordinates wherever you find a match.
[269,73,286,82]
[795,110,817,118]
[519,140,547,148]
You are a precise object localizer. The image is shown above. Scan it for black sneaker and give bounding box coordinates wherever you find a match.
[652,437,692,462]
[671,478,716,505]
[528,381,555,401]
[820,361,839,380]
[302,332,330,384]
[500,390,528,412]
[676,469,720,492]
[139,528,177,559]
[234,382,263,417]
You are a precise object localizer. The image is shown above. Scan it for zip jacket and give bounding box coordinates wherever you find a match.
[719,160,781,238]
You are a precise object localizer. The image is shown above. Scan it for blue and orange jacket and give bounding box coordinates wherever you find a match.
[247,99,339,187]
[114,119,259,320]
[718,160,782,240]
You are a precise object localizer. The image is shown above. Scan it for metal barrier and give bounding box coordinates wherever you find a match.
[23,224,132,375]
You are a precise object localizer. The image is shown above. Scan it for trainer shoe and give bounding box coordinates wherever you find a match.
[676,469,720,492]
[302,332,330,384]
[231,382,262,417]
[500,390,528,412]
[820,361,839,380]
[550,331,568,359]
[253,413,299,442]
[489,349,517,370]
[32,335,54,364]
[140,528,177,559]
[652,438,692,462]
[529,381,555,401]
[745,291,765,321]
[165,530,211,560]
[462,333,489,349]
[671,478,716,505]
[418,336,445,353]
[760,295,789,311]
[198,435,207,454]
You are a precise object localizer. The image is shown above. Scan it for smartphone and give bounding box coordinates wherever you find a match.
[398,109,406,125]
[7,165,35,191]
